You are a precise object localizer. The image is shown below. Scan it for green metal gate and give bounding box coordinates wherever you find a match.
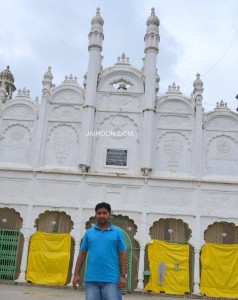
[0,229,23,281]
[119,228,133,291]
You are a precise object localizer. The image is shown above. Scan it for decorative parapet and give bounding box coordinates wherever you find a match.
[15,87,31,101]
[215,100,230,111]
[115,53,130,65]
[62,74,78,85]
[165,82,182,95]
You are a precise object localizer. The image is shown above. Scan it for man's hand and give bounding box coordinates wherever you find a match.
[118,275,127,288]
[72,275,80,289]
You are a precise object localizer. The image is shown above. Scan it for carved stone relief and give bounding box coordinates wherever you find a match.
[51,90,84,104]
[99,94,141,111]
[0,124,32,164]
[158,115,191,127]
[50,105,81,121]
[206,116,238,131]
[3,105,35,120]
[46,124,79,165]
[206,135,238,175]
[96,115,139,142]
[157,132,191,173]
[158,101,191,113]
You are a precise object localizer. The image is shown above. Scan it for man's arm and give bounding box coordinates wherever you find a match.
[118,250,127,288]
[72,250,87,289]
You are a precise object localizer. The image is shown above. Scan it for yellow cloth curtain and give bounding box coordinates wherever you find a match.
[200,243,238,298]
[26,231,71,285]
[145,240,190,294]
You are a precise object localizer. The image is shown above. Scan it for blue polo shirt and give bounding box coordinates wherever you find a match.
[80,223,126,282]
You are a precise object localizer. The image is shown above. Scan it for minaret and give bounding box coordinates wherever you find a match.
[32,67,53,169]
[193,73,204,179]
[0,66,16,100]
[79,8,104,172]
[141,8,160,175]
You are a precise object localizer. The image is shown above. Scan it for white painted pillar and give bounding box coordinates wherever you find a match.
[136,211,149,290]
[79,8,104,170]
[16,235,30,282]
[32,67,53,169]
[67,239,80,286]
[136,242,147,290]
[193,248,201,294]
[141,8,160,173]
[193,73,204,179]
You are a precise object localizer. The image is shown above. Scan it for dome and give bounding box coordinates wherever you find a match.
[91,7,104,26]
[146,8,160,26]
[0,66,15,83]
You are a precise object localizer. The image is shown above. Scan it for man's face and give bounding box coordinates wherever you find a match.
[96,207,111,225]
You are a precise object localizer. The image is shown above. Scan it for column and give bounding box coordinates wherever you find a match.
[16,235,30,282]
[32,67,53,169]
[193,248,201,294]
[79,8,104,171]
[141,8,160,174]
[136,242,147,290]
[193,73,204,179]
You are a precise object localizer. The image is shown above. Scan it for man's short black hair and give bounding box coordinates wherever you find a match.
[95,202,111,213]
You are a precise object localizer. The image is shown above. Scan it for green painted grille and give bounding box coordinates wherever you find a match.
[115,227,133,291]
[0,229,20,281]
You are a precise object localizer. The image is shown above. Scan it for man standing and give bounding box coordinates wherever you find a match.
[72,202,127,300]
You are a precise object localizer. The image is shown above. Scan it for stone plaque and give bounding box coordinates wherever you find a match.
[106,149,127,166]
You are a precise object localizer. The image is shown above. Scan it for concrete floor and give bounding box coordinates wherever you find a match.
[0,284,193,300]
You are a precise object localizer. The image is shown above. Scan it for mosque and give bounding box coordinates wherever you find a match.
[1,7,238,297]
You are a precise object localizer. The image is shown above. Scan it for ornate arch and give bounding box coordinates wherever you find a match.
[204,221,238,244]
[0,207,23,230]
[35,210,74,233]
[149,218,192,242]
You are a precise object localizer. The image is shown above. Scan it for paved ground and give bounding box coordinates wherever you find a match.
[0,284,194,300]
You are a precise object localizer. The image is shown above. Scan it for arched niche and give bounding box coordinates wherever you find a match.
[0,207,23,230]
[149,218,192,242]
[35,210,74,233]
[204,221,238,244]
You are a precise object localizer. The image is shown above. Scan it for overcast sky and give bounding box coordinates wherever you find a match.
[0,0,238,112]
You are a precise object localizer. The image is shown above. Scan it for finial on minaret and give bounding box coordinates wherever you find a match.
[89,7,104,52]
[91,7,104,27]
[145,8,160,53]
[193,73,204,104]
[42,66,53,92]
[146,7,160,27]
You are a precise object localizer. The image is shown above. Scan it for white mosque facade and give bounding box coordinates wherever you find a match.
[0,8,238,295]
